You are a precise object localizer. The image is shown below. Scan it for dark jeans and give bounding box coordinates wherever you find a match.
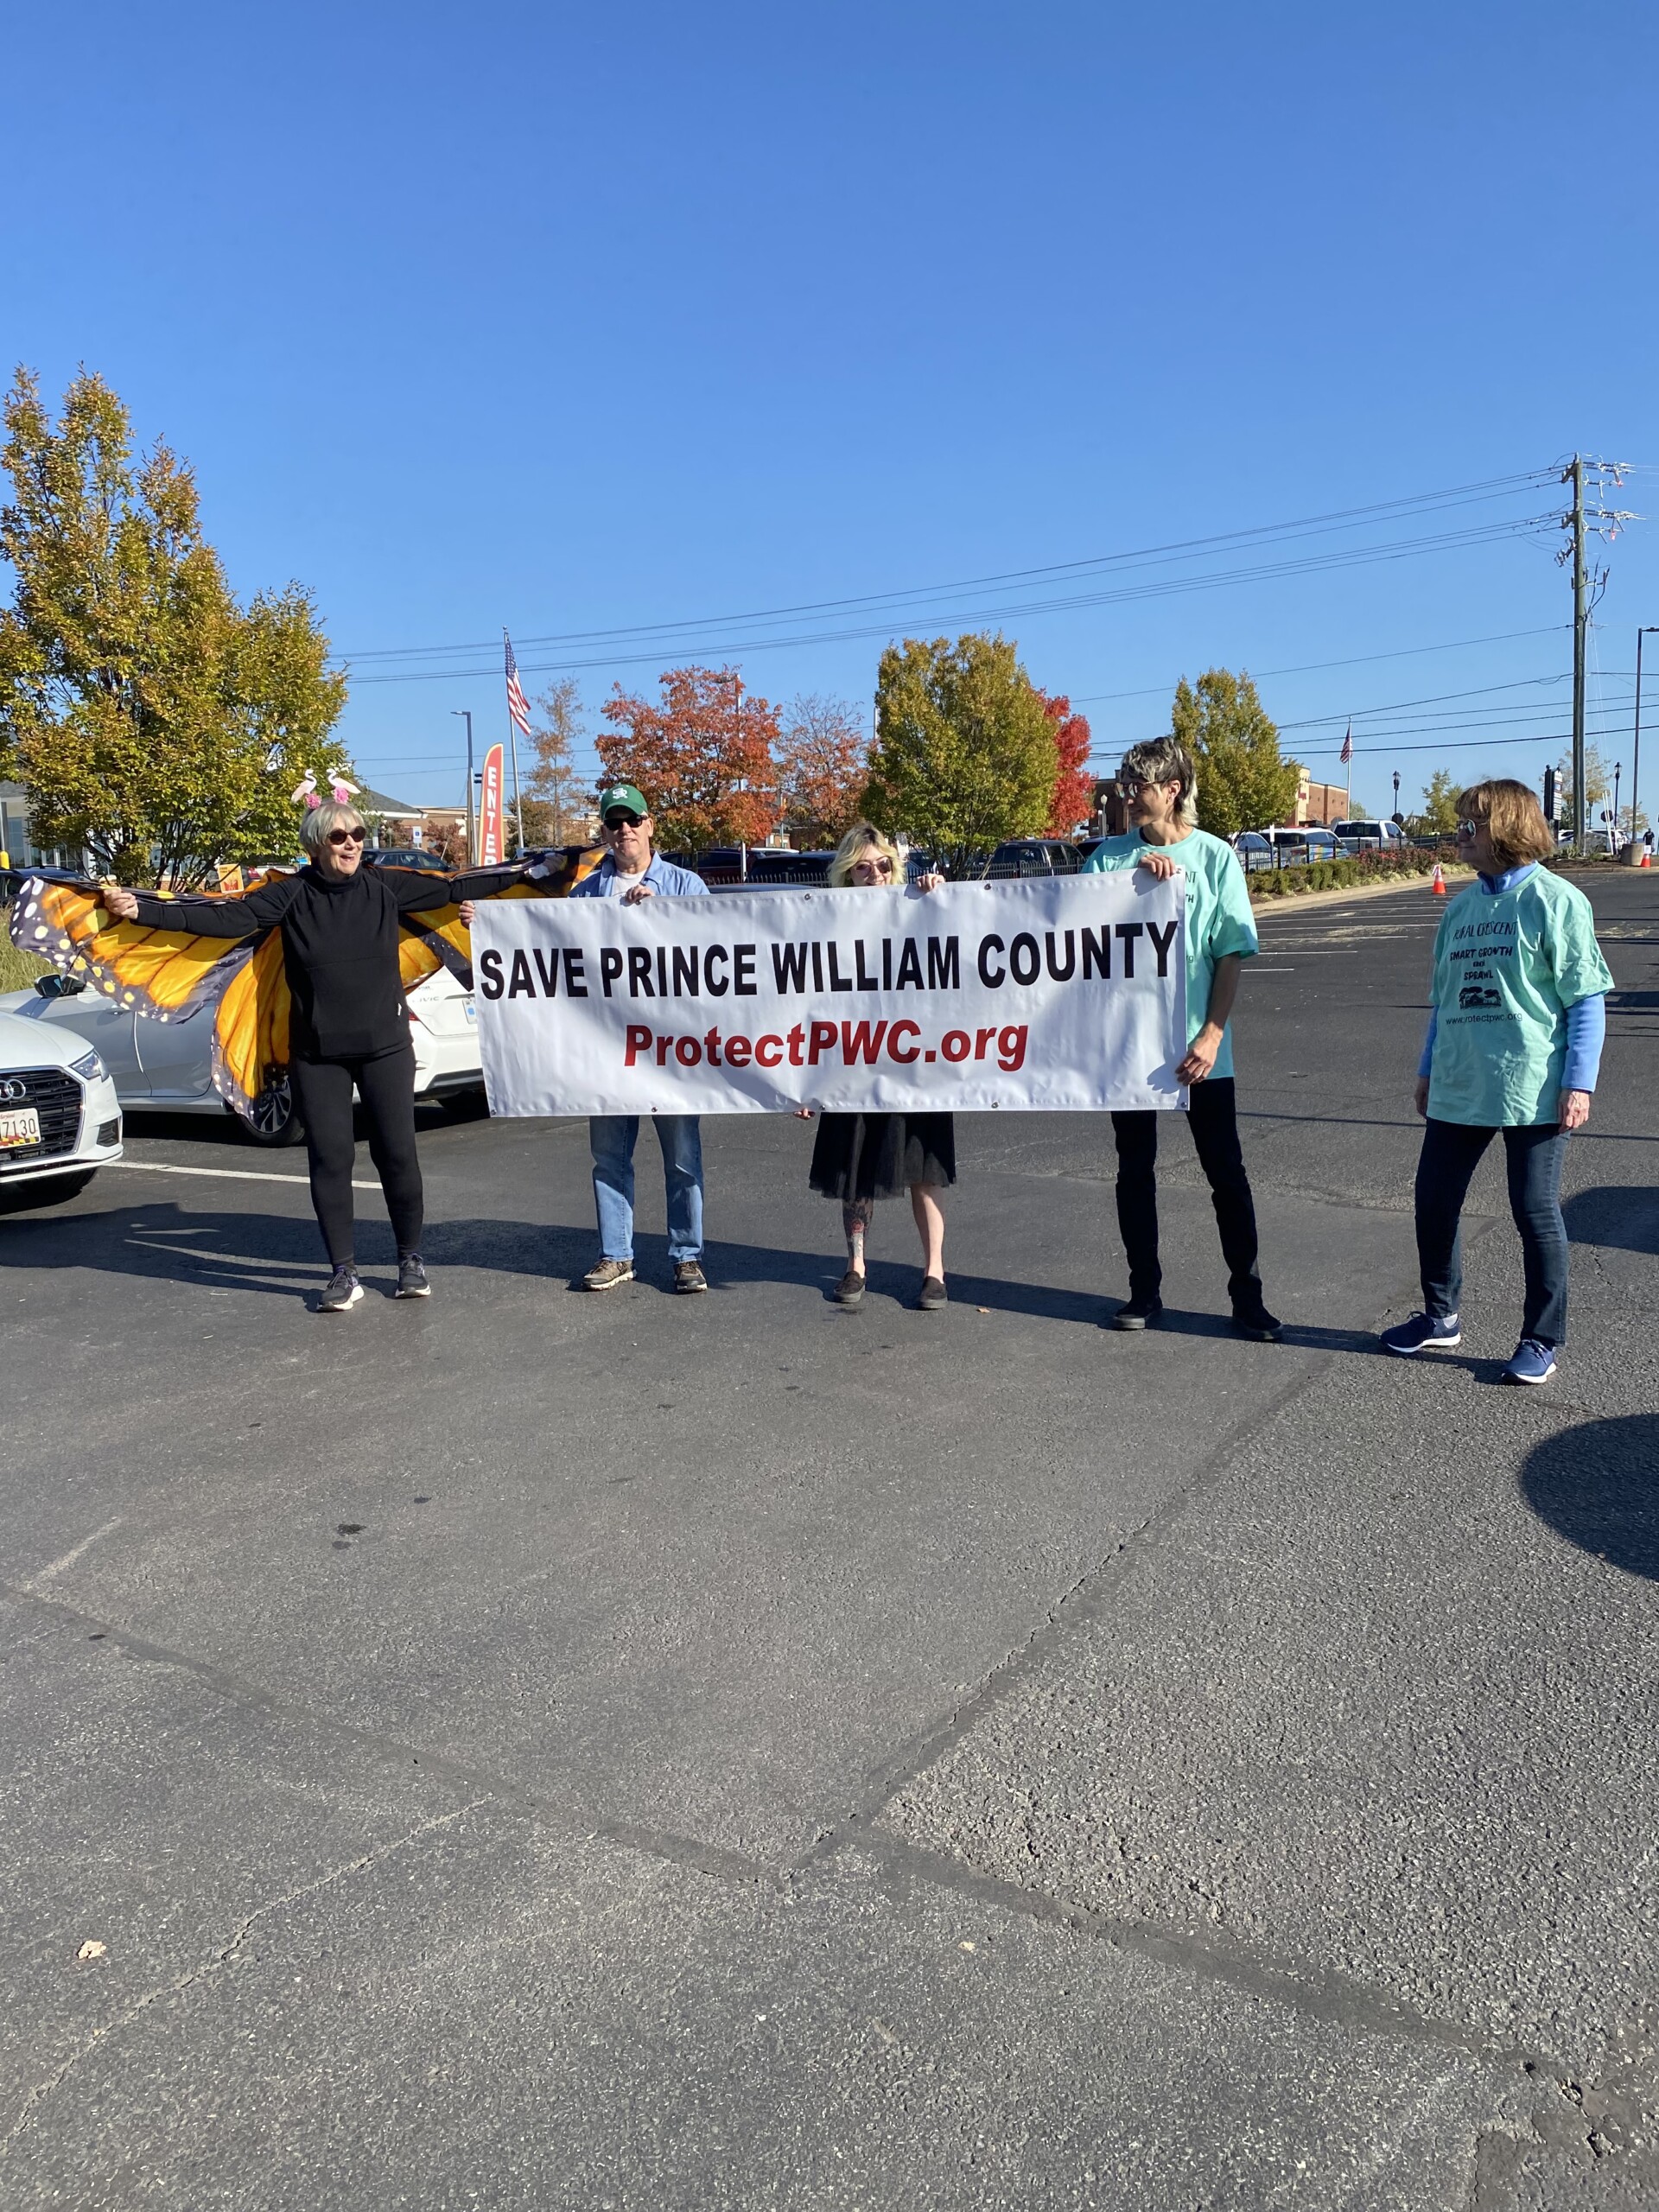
[1414,1116,1569,1344]
[289,1046,423,1267]
[1110,1077,1262,1304]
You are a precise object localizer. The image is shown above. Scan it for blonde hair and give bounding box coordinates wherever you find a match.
[1458,779,1554,870]
[1119,737,1199,829]
[829,821,905,887]
[299,798,365,855]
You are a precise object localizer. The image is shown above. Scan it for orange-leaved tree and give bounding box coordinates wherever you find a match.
[1042,693,1093,836]
[598,664,779,850]
[777,692,869,846]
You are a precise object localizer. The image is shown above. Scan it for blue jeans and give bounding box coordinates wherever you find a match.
[1414,1116,1569,1344]
[590,1115,704,1263]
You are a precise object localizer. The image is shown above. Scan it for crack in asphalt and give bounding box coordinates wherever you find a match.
[0,1798,490,2158]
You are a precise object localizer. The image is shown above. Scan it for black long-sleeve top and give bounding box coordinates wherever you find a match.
[130,862,519,1060]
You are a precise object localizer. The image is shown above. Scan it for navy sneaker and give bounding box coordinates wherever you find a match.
[1503,1338,1557,1386]
[1381,1312,1461,1357]
[319,1265,363,1313]
[1112,1294,1164,1331]
[395,1254,430,1299]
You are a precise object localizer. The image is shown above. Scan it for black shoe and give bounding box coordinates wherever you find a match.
[674,1260,709,1294]
[918,1274,948,1310]
[1232,1297,1282,1342]
[395,1254,430,1299]
[318,1265,362,1313]
[1112,1294,1163,1331]
[834,1268,866,1305]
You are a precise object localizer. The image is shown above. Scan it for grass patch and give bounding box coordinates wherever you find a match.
[0,938,52,995]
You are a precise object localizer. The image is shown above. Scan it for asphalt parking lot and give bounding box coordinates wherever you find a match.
[3,868,1656,2210]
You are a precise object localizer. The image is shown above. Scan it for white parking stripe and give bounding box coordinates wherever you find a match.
[111,1160,380,1191]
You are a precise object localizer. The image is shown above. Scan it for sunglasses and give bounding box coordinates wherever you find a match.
[1456,818,1483,837]
[605,812,643,830]
[853,856,894,876]
[327,826,366,847]
[1122,779,1175,800]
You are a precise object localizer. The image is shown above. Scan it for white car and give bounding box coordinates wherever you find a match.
[0,1003,124,1205]
[0,962,485,1146]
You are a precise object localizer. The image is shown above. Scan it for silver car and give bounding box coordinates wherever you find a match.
[0,961,486,1146]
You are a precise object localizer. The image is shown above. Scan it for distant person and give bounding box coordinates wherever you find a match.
[793,824,952,1309]
[1082,739,1281,1340]
[569,784,711,1294]
[99,798,523,1311]
[1382,780,1613,1383]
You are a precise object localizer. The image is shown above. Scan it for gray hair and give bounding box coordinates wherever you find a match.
[1119,737,1198,828]
[299,797,365,855]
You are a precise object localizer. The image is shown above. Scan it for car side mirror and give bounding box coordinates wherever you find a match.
[34,972,86,1000]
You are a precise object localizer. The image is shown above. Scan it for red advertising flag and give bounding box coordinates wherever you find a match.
[480,742,505,866]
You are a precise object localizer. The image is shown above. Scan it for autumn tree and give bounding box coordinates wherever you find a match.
[1172,668,1299,838]
[1040,691,1093,835]
[1558,744,1611,835]
[776,692,869,846]
[0,367,346,886]
[864,632,1056,875]
[523,675,589,846]
[597,664,779,850]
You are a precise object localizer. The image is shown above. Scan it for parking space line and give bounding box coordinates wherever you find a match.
[111,1160,380,1191]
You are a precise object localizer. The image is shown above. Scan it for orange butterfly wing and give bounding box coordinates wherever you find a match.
[211,932,292,1122]
[8,874,279,1024]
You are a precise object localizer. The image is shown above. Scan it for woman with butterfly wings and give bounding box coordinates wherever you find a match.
[19,788,598,1310]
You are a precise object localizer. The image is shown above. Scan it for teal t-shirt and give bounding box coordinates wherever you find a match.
[1083,828,1258,1078]
[1427,868,1613,1125]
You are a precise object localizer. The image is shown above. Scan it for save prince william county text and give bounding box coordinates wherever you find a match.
[471,872,1187,1118]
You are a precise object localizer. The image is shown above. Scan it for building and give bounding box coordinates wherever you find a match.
[0,783,77,868]
[1288,772,1346,826]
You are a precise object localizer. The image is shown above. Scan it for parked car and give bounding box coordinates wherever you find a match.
[1231,831,1276,873]
[364,844,451,872]
[0,961,484,1146]
[0,1001,124,1207]
[1266,827,1339,862]
[1330,817,1406,851]
[982,838,1084,879]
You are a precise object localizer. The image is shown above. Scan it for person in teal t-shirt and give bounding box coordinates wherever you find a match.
[1083,736,1280,1339]
[1381,779,1613,1386]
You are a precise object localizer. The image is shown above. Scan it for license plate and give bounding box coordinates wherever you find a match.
[463,998,477,1025]
[0,1108,41,1149]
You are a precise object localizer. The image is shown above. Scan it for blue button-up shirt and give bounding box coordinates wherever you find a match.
[569,851,709,899]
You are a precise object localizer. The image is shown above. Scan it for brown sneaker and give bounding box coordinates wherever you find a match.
[674,1260,709,1294]
[918,1274,948,1310]
[582,1257,635,1292]
[834,1268,866,1305]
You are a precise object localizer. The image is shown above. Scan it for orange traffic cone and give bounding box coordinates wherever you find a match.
[1431,862,1446,896]
[1642,846,1651,868]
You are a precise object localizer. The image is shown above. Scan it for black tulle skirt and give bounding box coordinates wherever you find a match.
[808,1112,957,1201]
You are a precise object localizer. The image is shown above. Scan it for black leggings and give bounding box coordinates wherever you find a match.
[289,1048,423,1267]
[1110,1077,1262,1303]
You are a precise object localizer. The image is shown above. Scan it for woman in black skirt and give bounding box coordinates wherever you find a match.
[802,823,953,1310]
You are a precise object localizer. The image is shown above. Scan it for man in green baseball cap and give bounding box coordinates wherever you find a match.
[569,782,711,1292]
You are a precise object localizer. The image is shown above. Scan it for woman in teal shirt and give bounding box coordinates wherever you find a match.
[1083,736,1281,1340]
[1382,779,1613,1384]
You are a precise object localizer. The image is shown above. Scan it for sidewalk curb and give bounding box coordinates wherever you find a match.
[1249,868,1473,913]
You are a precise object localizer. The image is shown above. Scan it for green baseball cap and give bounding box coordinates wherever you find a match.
[598,782,649,821]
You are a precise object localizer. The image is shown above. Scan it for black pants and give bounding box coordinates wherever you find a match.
[1414,1116,1569,1344]
[289,1047,423,1268]
[1110,1077,1262,1304]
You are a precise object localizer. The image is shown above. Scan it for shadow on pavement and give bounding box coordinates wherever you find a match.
[0,1200,1383,1344]
[1521,1414,1659,1580]
[1563,1185,1659,1255]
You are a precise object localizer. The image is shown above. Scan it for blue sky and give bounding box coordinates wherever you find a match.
[7,0,1658,818]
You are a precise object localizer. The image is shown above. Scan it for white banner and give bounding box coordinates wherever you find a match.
[472,872,1187,1116]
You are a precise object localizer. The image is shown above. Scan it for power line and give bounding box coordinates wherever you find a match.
[1069,626,1569,704]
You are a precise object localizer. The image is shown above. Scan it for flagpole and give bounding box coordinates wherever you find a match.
[504,631,525,854]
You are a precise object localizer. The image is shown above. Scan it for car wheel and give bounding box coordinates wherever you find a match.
[435,1086,488,1122]
[239,1077,307,1147]
[0,1166,97,1213]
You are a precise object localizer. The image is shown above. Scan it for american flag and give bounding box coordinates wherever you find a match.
[504,632,532,739]
[1339,721,1354,765]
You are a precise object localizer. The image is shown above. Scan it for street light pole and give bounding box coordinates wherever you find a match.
[1392,769,1401,823]
[451,709,475,863]
[1634,628,1658,865]
[1612,761,1622,849]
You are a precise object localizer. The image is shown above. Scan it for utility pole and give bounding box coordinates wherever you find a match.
[1569,455,1587,857]
[452,709,475,863]
[1634,627,1658,865]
